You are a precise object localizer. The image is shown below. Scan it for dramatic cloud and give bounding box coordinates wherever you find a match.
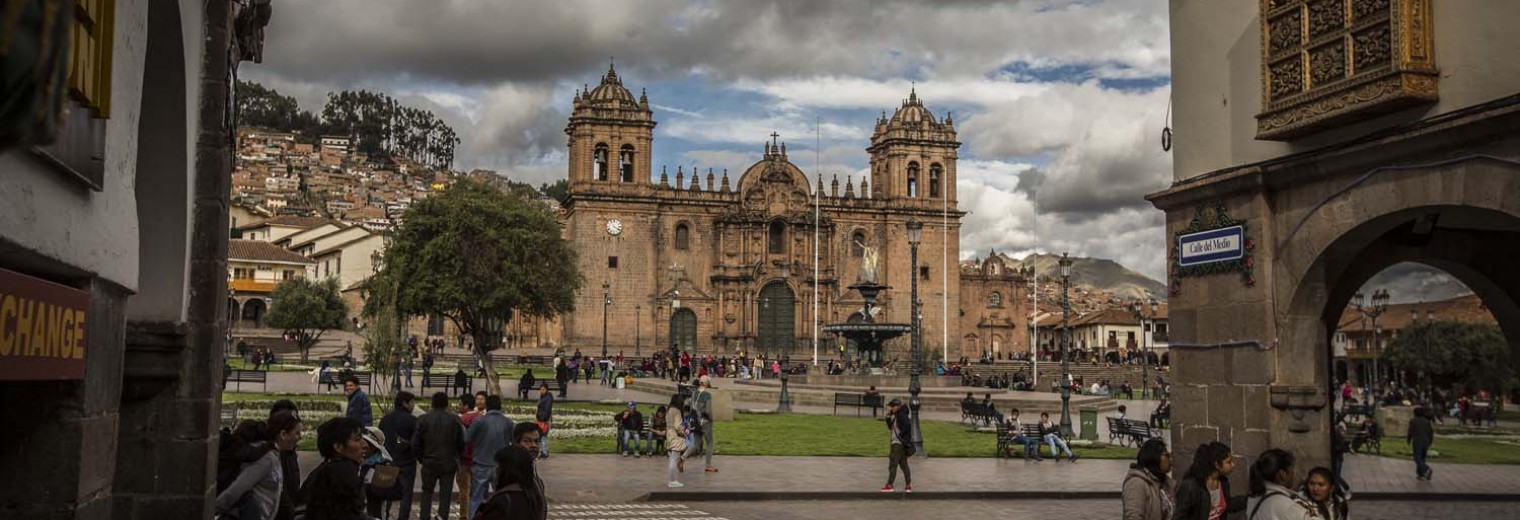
[1358,262,1475,304]
[243,0,1182,281]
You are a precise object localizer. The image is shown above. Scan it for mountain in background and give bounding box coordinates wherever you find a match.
[1009,253,1166,301]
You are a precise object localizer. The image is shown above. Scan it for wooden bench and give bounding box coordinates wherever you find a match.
[318,371,373,392]
[832,393,885,416]
[226,369,267,391]
[1349,427,1382,454]
[421,372,469,394]
[1107,416,1157,447]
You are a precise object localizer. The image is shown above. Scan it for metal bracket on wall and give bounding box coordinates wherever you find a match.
[1269,385,1327,433]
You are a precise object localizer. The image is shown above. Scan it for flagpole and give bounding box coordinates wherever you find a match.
[813,116,821,366]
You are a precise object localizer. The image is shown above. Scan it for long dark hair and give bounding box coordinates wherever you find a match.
[1132,438,1170,485]
[494,445,546,519]
[1182,441,1231,483]
[1248,449,1296,496]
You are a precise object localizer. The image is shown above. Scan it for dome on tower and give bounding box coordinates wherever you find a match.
[889,88,937,125]
[584,62,639,108]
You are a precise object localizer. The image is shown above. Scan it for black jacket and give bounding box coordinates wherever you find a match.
[886,407,912,445]
[379,408,419,466]
[300,458,367,520]
[1172,475,1245,520]
[619,409,644,431]
[412,408,465,472]
[274,449,301,520]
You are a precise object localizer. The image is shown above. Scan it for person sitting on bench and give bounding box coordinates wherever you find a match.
[519,369,536,400]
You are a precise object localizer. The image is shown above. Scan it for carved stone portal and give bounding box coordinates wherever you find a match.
[1256,0,1436,140]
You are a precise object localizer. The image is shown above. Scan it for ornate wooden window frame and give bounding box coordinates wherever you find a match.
[1256,0,1437,141]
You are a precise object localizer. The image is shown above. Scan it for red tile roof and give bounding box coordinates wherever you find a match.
[228,240,315,264]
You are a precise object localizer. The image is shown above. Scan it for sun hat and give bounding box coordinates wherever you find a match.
[361,426,392,461]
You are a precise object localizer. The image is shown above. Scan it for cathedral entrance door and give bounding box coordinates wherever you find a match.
[757,281,795,355]
[670,308,697,352]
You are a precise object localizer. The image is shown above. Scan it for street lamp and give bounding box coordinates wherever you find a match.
[635,304,642,357]
[1353,289,1390,385]
[1058,252,1074,437]
[906,219,925,456]
[602,281,612,358]
[1025,266,1038,388]
[1130,298,1158,399]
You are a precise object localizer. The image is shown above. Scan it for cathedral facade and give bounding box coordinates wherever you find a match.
[551,65,1028,361]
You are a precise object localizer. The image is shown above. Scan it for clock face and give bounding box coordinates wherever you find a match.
[606,219,623,236]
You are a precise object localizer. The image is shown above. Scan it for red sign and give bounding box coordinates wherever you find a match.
[0,267,89,380]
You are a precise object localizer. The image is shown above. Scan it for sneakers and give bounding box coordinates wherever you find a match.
[668,481,684,488]
[904,485,913,493]
[1069,453,1081,463]
[880,485,894,492]
[705,467,719,473]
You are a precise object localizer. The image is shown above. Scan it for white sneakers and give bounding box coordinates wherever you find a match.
[668,481,684,487]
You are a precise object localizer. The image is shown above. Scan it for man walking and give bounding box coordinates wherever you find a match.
[378,391,418,520]
[555,360,570,398]
[465,395,513,518]
[536,384,555,459]
[1409,406,1436,480]
[691,377,718,472]
[882,398,912,493]
[412,392,464,520]
[343,376,373,427]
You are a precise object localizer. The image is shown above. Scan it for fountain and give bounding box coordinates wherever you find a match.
[822,265,912,368]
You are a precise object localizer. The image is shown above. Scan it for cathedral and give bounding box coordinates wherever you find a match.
[546,64,1030,361]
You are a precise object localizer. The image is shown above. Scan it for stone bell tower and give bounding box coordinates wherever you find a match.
[565,62,656,193]
[866,88,961,203]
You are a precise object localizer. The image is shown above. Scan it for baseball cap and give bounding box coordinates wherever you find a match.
[627,401,637,408]
[361,426,392,461]
[888,398,903,407]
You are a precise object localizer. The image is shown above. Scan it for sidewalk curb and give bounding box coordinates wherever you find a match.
[638,491,1520,502]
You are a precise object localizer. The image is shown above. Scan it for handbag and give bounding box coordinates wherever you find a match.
[366,463,403,500]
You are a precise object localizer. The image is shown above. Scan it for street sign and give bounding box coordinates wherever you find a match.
[0,267,90,380]
[1178,225,1245,267]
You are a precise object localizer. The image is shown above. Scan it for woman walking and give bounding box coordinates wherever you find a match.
[1173,441,1245,520]
[1246,449,1321,519]
[1299,466,1349,520]
[664,394,690,487]
[1120,439,1173,520]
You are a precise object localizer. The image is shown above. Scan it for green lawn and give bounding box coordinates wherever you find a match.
[1373,435,1520,465]
[552,412,1138,459]
[227,358,314,373]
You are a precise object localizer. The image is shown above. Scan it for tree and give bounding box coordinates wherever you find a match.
[263,277,349,363]
[539,179,570,205]
[236,80,320,136]
[359,269,407,396]
[1384,320,1516,394]
[380,179,583,393]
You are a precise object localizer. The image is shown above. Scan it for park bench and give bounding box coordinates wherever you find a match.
[614,424,656,455]
[219,404,240,429]
[1107,417,1157,447]
[225,369,267,391]
[960,402,999,426]
[1344,404,1375,422]
[317,371,372,392]
[833,393,885,417]
[1349,427,1382,454]
[421,372,470,395]
[1149,407,1171,429]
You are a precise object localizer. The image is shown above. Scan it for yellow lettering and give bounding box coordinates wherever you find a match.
[59,310,74,359]
[73,311,86,360]
[47,304,62,358]
[0,295,14,356]
[16,299,34,356]
[30,302,49,357]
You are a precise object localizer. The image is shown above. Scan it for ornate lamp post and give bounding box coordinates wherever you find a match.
[1129,298,1159,399]
[906,219,925,456]
[1024,265,1038,388]
[602,281,612,358]
[1058,252,1074,437]
[1353,289,1389,385]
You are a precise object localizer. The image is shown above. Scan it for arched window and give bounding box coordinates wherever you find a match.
[907,162,920,198]
[850,231,866,257]
[989,292,1002,307]
[619,144,635,182]
[675,223,690,250]
[768,221,785,254]
[594,143,609,181]
[930,163,942,198]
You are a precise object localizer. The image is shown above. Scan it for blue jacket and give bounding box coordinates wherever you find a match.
[347,389,373,427]
[465,410,514,467]
[536,393,554,422]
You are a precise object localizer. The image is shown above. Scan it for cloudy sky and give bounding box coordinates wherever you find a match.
[244,0,1177,280]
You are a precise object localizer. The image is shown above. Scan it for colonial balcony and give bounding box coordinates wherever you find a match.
[228,278,278,293]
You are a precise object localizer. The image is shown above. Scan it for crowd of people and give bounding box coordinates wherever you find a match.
[1121,441,1350,520]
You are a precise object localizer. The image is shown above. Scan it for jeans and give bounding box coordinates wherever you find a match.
[1044,434,1073,458]
[419,463,457,520]
[393,464,416,520]
[454,464,472,519]
[667,450,681,483]
[886,443,912,486]
[540,427,551,457]
[1413,442,1430,477]
[1013,434,1042,459]
[622,429,644,455]
[646,434,666,455]
[469,463,495,518]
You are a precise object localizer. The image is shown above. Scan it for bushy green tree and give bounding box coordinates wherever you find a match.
[1385,320,1516,393]
[379,179,582,393]
[263,277,349,363]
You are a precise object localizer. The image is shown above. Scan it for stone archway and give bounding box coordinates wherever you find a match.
[242,298,268,327]
[757,281,795,355]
